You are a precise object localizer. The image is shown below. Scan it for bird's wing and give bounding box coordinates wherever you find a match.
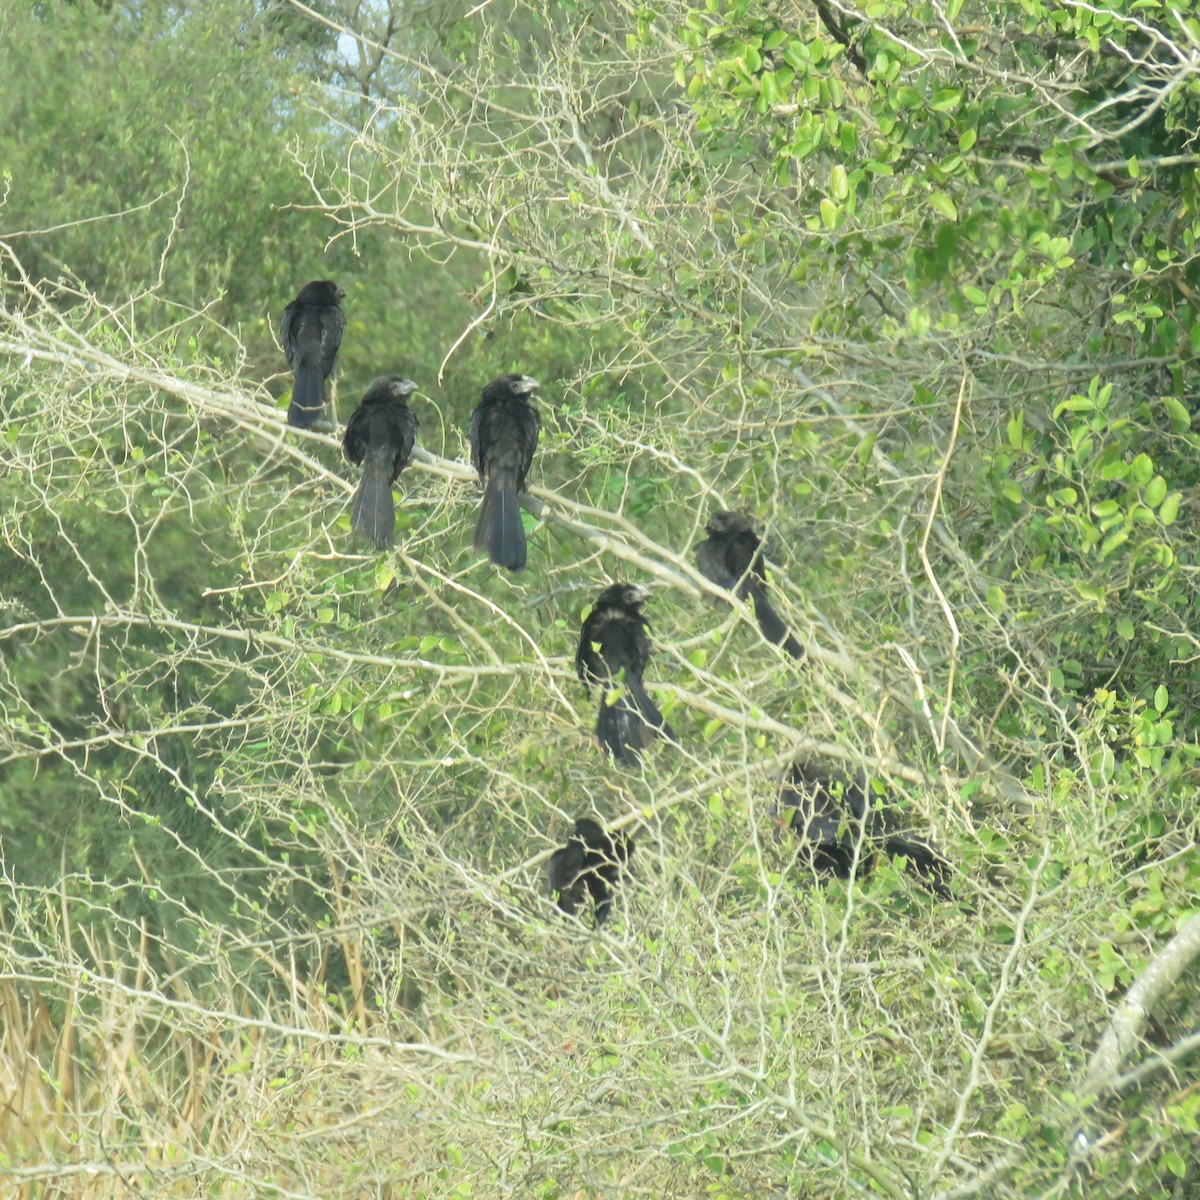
[517,402,541,488]
[388,405,419,471]
[279,301,299,368]
[342,407,368,466]
[319,306,345,377]
[468,400,487,480]
[696,537,739,590]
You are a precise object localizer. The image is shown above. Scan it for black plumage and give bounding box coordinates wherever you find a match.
[547,818,633,925]
[280,280,345,428]
[576,583,678,764]
[695,511,803,659]
[342,375,419,549]
[468,373,541,571]
[773,762,952,898]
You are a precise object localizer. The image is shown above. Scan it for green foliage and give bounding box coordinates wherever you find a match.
[0,1,335,313]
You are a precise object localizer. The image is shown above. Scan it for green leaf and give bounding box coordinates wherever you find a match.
[1162,395,1192,432]
[986,586,1006,615]
[928,192,958,221]
[958,127,977,151]
[316,607,334,623]
[964,284,988,306]
[1159,492,1181,524]
[829,164,849,201]
[930,88,962,111]
[1006,409,1024,447]
[819,197,838,228]
[1144,476,1167,508]
[1116,617,1134,641]
[1130,453,1154,486]
[1100,530,1128,558]
[1054,395,1093,415]
[1154,685,1169,713]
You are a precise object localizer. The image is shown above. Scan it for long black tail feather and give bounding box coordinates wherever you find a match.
[595,676,678,763]
[596,699,648,764]
[879,833,954,898]
[475,470,526,570]
[627,674,678,746]
[350,462,396,549]
[748,584,804,660]
[288,359,324,427]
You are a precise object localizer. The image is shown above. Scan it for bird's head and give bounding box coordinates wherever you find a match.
[382,375,419,399]
[509,373,540,396]
[705,510,754,538]
[484,373,540,401]
[296,279,345,305]
[361,375,418,406]
[600,582,649,610]
[571,817,607,846]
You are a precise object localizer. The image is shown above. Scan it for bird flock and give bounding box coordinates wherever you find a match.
[281,279,954,927]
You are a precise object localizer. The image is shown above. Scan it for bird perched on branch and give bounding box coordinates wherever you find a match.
[695,511,803,659]
[547,818,634,925]
[576,583,678,764]
[469,373,541,571]
[280,279,346,428]
[342,375,419,549]
[772,762,952,897]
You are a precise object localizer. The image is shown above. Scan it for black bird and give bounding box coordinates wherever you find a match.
[576,583,678,764]
[468,373,541,571]
[695,511,803,659]
[773,762,952,898]
[280,280,346,428]
[547,818,634,925]
[342,375,419,549]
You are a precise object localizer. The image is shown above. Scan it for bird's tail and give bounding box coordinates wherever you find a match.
[596,698,648,764]
[474,470,526,571]
[628,674,678,746]
[748,584,804,660]
[288,360,324,427]
[880,834,954,899]
[351,460,396,550]
[596,676,678,763]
